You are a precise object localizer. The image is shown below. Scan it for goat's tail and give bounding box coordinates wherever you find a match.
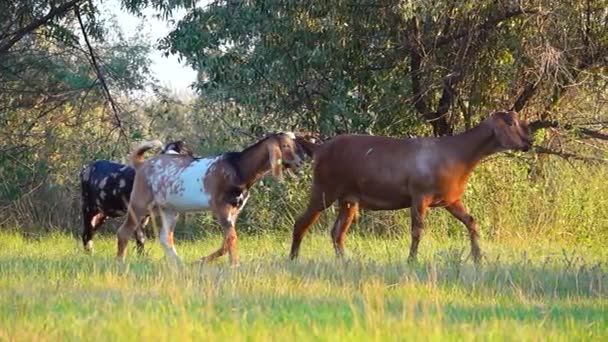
[130,140,163,170]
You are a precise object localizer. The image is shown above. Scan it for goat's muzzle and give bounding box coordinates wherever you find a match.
[283,156,304,172]
[520,136,532,152]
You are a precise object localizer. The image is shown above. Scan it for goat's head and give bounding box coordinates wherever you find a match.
[265,131,304,178]
[491,111,532,152]
[293,132,323,159]
[161,140,194,156]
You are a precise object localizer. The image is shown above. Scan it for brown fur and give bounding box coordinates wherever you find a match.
[290,111,532,264]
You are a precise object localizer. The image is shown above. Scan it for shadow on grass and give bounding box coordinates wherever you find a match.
[279,255,606,300]
[1,249,605,304]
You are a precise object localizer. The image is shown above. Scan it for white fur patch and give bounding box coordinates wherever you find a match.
[283,131,296,139]
[415,140,435,175]
[152,158,218,211]
[227,212,236,226]
[164,150,180,155]
[91,213,104,227]
[238,192,250,210]
[81,167,91,182]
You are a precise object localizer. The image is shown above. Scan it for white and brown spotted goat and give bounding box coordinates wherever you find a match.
[116,132,305,265]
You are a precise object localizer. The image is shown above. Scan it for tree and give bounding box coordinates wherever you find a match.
[157,0,606,140]
[0,0,154,208]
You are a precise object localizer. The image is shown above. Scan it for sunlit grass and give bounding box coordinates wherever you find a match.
[0,231,606,341]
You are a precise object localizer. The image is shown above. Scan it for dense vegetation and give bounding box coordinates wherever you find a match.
[1,0,606,237]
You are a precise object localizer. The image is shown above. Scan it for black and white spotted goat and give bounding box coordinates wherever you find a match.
[80,141,193,252]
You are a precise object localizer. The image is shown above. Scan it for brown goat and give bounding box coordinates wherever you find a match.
[291,111,532,264]
[116,132,305,266]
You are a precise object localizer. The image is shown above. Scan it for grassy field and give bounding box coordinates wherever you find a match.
[0,230,605,341]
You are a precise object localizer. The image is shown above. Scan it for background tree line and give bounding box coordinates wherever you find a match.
[0,0,606,237]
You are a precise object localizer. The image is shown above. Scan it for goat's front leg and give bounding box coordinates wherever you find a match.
[445,200,481,264]
[202,205,240,266]
[290,185,335,259]
[408,196,432,263]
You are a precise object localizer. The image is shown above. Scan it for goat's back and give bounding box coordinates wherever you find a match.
[310,134,452,209]
[312,134,426,181]
[81,160,135,214]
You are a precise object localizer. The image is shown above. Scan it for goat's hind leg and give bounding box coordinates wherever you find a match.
[407,196,432,263]
[331,201,358,258]
[134,216,151,256]
[117,203,149,261]
[82,207,105,253]
[82,207,96,252]
[445,200,481,264]
[157,209,181,264]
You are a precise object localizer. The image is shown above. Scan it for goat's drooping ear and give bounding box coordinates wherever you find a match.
[267,139,283,179]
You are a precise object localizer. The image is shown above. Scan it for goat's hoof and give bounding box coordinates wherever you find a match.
[230,262,241,268]
[198,257,211,265]
[84,241,93,254]
[473,256,483,268]
[335,252,350,263]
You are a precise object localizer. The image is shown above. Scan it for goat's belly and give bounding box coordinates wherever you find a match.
[358,194,412,211]
[162,187,211,211]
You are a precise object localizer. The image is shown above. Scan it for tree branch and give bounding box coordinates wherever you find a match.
[578,128,608,140]
[534,146,608,163]
[511,81,538,112]
[75,6,127,139]
[0,0,84,54]
[433,7,540,48]
[408,17,430,119]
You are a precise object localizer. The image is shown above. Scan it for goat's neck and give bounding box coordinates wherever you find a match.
[234,141,271,188]
[453,122,500,169]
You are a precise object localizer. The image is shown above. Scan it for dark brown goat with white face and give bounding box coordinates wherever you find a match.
[291,111,532,264]
[116,132,305,266]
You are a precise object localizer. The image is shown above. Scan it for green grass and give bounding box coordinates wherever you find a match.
[0,231,606,341]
